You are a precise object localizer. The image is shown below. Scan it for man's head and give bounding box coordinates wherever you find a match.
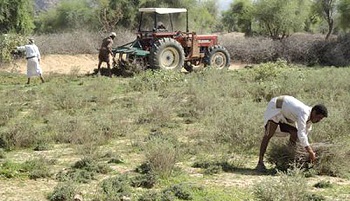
[109,32,116,39]
[310,104,328,123]
[157,22,166,29]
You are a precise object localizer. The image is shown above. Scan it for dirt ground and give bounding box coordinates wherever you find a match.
[2,54,247,75]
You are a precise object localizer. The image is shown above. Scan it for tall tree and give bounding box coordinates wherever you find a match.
[312,0,337,39]
[0,0,34,34]
[222,0,254,35]
[254,0,311,40]
[36,0,98,33]
[337,0,350,32]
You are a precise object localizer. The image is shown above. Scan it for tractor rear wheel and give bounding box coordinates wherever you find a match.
[206,45,230,69]
[150,38,185,71]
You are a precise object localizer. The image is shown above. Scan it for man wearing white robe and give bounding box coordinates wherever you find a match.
[256,95,328,172]
[17,38,45,84]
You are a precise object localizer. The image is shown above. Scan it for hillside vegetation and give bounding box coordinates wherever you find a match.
[1,61,350,200]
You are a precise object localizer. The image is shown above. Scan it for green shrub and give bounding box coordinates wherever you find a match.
[56,157,111,183]
[96,175,131,201]
[192,159,237,175]
[313,180,332,188]
[0,157,53,179]
[48,182,76,201]
[254,169,319,201]
[138,191,161,201]
[143,130,180,178]
[0,148,5,159]
[0,119,39,150]
[131,173,157,189]
[128,70,186,92]
[0,106,17,127]
[0,160,23,178]
[267,142,350,177]
[56,169,95,184]
[0,34,26,63]
[23,157,54,180]
[161,183,202,201]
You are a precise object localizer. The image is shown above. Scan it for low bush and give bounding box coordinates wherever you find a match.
[313,180,333,188]
[192,160,237,175]
[0,157,53,179]
[138,191,161,201]
[95,174,131,201]
[161,183,202,201]
[254,169,326,201]
[56,157,111,183]
[221,33,350,66]
[131,173,157,189]
[142,131,180,178]
[23,157,54,180]
[48,182,77,201]
[266,142,350,177]
[0,34,26,64]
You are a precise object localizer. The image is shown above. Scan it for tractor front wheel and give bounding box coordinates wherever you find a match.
[150,38,185,71]
[206,45,230,69]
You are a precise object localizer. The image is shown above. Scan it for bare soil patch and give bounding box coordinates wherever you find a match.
[1,54,246,75]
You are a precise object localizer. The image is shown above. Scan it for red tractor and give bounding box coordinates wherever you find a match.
[113,8,230,72]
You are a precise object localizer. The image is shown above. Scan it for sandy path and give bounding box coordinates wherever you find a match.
[2,54,246,75]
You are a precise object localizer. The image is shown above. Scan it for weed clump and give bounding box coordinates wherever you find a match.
[0,157,53,179]
[192,159,237,175]
[48,182,77,201]
[161,183,202,201]
[313,180,332,188]
[266,142,350,177]
[95,174,131,201]
[142,130,180,178]
[56,157,111,183]
[254,169,326,201]
[131,173,157,189]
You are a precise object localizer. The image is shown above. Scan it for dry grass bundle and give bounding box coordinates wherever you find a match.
[267,142,350,177]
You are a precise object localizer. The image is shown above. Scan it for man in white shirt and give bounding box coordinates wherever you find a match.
[256,95,328,172]
[17,38,45,84]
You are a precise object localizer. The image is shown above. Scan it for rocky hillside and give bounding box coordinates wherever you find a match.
[34,0,61,12]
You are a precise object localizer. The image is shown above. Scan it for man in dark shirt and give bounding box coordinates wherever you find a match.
[97,32,116,76]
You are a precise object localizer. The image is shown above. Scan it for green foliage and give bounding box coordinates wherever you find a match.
[142,130,180,178]
[314,180,333,188]
[312,0,337,39]
[251,59,290,82]
[23,157,54,179]
[222,0,254,35]
[0,157,53,179]
[189,0,218,33]
[0,34,26,63]
[254,169,325,201]
[34,0,220,34]
[35,0,98,33]
[56,157,111,183]
[338,0,350,32]
[48,182,77,201]
[138,190,161,201]
[161,183,202,200]
[0,160,24,178]
[0,118,47,150]
[97,174,131,201]
[0,0,34,34]
[0,148,5,159]
[131,173,157,189]
[128,70,186,92]
[253,0,311,39]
